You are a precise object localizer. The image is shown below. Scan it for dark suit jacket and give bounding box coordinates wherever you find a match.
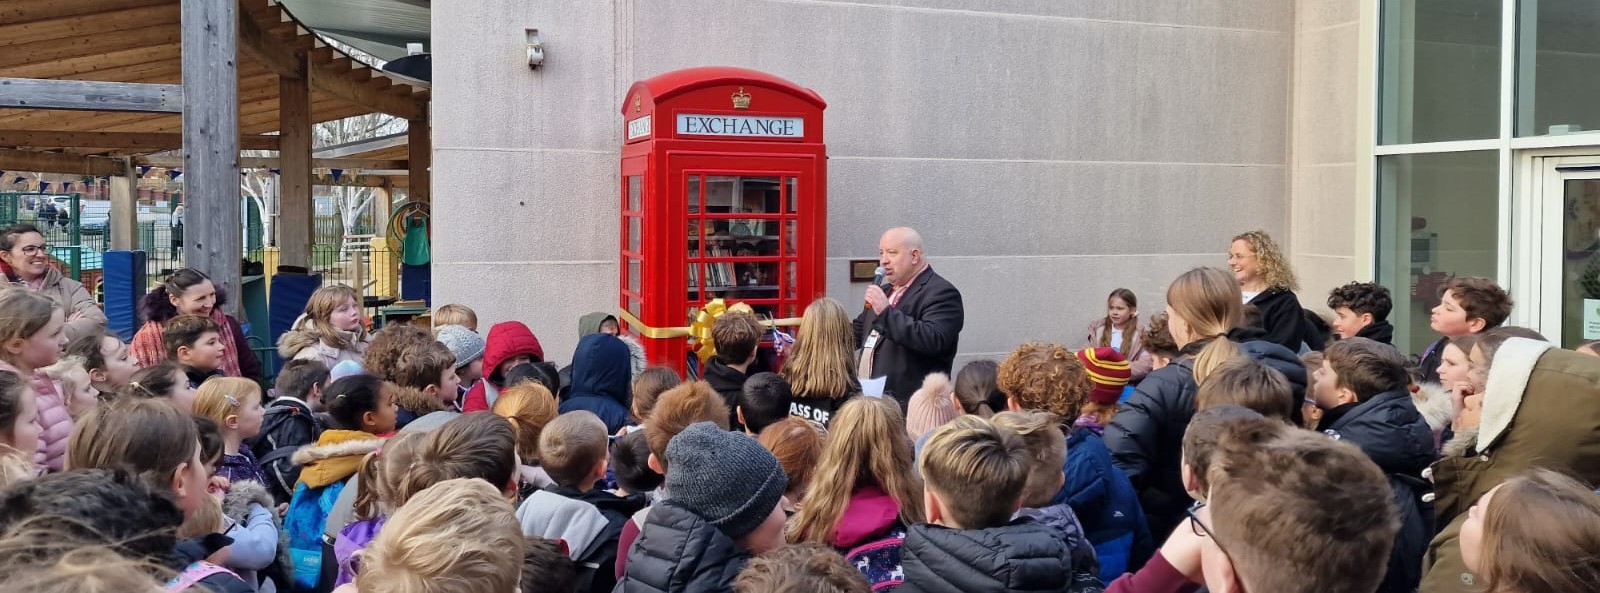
[853,266,964,405]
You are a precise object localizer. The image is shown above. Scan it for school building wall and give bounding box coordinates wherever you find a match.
[431,0,1365,366]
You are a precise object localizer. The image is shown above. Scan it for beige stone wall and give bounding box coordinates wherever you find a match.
[432,1,1298,366]
[1288,0,1366,323]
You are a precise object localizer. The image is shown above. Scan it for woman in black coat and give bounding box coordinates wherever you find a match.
[1229,230,1322,352]
[1104,267,1307,543]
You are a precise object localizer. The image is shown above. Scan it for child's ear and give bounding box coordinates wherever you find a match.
[225,414,241,430]
[1467,317,1488,333]
[646,453,663,474]
[89,367,109,383]
[949,392,962,413]
[1006,396,1023,412]
[362,409,377,430]
[923,489,943,525]
[1182,461,1202,499]
[176,345,190,359]
[171,461,196,502]
[1359,312,1375,326]
[423,384,438,395]
[736,407,748,429]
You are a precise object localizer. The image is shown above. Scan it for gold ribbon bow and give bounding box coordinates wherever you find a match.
[615,299,805,363]
[688,299,754,362]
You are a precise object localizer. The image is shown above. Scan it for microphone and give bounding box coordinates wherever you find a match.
[867,266,886,311]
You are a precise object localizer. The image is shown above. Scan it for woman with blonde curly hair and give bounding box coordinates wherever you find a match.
[782,298,861,427]
[997,341,1151,578]
[1229,230,1318,352]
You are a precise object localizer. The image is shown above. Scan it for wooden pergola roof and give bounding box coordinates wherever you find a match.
[0,0,429,162]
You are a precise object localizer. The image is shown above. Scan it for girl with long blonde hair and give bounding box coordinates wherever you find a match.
[1104,266,1307,542]
[1228,230,1317,351]
[277,285,370,370]
[781,298,860,427]
[788,397,923,553]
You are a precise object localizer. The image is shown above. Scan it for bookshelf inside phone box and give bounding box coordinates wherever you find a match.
[618,66,829,375]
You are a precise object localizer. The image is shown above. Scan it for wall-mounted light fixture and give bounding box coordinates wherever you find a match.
[526,29,545,69]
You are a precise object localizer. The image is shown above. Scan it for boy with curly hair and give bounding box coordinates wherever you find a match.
[997,341,1153,578]
[1326,282,1395,345]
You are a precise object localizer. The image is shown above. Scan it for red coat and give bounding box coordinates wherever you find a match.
[460,321,544,412]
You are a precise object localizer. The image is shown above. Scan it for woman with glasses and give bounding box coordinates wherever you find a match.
[0,223,106,342]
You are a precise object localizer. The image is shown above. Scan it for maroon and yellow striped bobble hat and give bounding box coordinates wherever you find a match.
[1076,347,1132,405]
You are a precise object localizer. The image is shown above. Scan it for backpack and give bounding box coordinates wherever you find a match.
[251,403,324,505]
[843,529,906,591]
[166,561,239,591]
[285,480,348,592]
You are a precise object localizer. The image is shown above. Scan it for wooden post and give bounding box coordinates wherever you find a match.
[109,157,137,251]
[181,0,241,309]
[277,68,312,268]
[407,110,430,203]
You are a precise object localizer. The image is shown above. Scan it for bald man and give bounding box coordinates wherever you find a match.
[854,227,965,406]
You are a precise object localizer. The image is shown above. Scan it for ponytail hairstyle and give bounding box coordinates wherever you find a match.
[1167,267,1243,357]
[788,397,924,545]
[393,413,519,504]
[324,374,388,431]
[352,432,427,520]
[952,360,1005,418]
[191,416,222,470]
[139,268,219,325]
[1192,340,1241,386]
[1099,288,1139,355]
[0,287,60,369]
[292,285,366,350]
[126,362,183,400]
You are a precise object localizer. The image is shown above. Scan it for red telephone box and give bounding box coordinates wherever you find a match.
[619,67,828,373]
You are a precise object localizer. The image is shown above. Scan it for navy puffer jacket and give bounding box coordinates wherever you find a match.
[1104,328,1306,541]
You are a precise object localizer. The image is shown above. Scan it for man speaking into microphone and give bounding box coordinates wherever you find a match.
[854,226,964,407]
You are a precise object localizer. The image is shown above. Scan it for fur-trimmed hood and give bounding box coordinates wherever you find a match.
[291,430,382,488]
[276,314,369,361]
[393,384,448,416]
[222,479,276,523]
[1411,382,1456,432]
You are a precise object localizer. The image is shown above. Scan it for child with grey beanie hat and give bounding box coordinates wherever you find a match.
[617,422,788,592]
[435,324,486,387]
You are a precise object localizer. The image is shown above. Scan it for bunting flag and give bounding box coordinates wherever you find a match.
[40,182,50,192]
[331,168,345,181]
[269,169,280,176]
[63,182,73,191]
[168,170,182,181]
[138,166,152,176]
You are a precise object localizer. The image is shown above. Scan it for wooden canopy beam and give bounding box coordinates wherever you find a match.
[0,3,182,49]
[314,132,406,159]
[237,4,304,80]
[0,0,170,26]
[0,25,180,70]
[0,78,183,113]
[132,155,406,170]
[307,60,421,120]
[0,131,279,151]
[0,148,126,176]
[8,45,183,80]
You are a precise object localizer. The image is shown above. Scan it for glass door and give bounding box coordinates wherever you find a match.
[1533,156,1600,347]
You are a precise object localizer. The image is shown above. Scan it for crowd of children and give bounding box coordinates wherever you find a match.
[2,228,1600,593]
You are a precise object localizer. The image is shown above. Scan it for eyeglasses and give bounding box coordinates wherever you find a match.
[1186,502,1229,557]
[16,244,48,256]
